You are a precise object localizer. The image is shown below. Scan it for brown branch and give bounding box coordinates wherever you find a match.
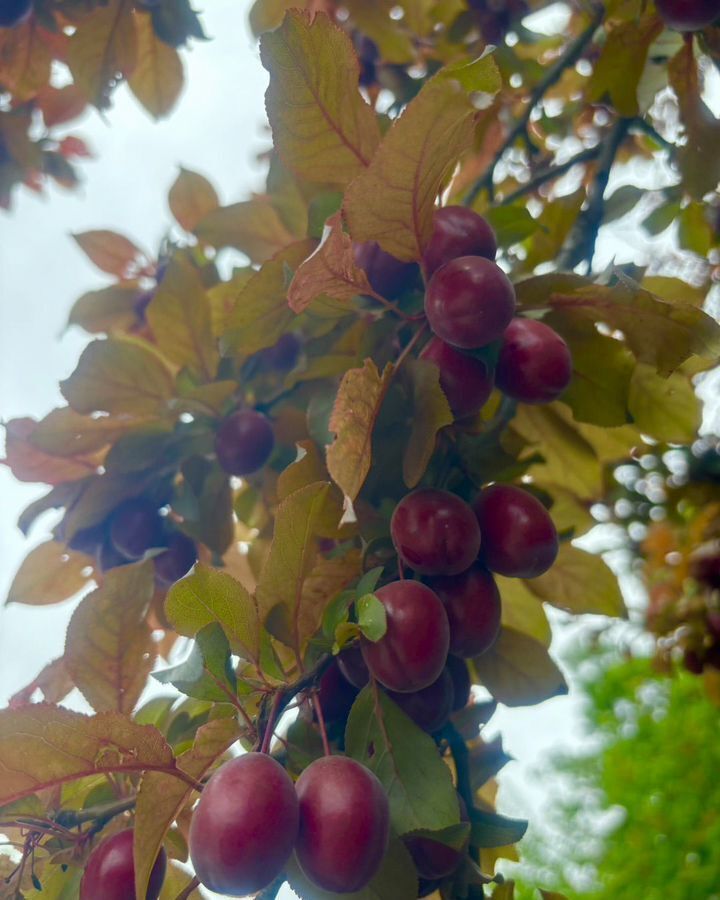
[498,144,602,205]
[465,5,604,205]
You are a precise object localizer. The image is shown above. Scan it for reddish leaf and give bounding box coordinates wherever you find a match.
[168,167,219,232]
[35,84,88,127]
[2,418,98,485]
[6,540,93,608]
[0,19,53,101]
[288,212,373,312]
[194,198,297,263]
[128,11,184,119]
[72,230,145,278]
[8,658,75,708]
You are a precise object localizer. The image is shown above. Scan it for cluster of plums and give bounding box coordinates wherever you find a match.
[68,496,197,586]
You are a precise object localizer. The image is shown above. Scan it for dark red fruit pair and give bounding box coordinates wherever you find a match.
[215,409,275,476]
[656,0,719,30]
[391,488,481,577]
[496,317,572,405]
[474,483,558,579]
[80,829,166,900]
[0,0,32,27]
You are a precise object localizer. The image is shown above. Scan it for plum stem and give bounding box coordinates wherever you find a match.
[260,689,285,754]
[173,875,200,899]
[311,691,331,756]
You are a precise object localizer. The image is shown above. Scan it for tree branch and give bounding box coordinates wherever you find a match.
[498,144,602,206]
[465,5,604,205]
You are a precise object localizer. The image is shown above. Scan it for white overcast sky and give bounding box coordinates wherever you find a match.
[2,2,717,896]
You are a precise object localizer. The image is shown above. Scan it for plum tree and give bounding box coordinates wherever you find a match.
[189,753,299,896]
[473,484,559,579]
[80,829,166,900]
[420,337,495,418]
[387,666,454,733]
[424,256,516,349]
[391,488,481,576]
[361,580,450,692]
[109,498,165,561]
[423,206,497,276]
[214,409,275,476]
[496,317,572,405]
[655,0,719,29]
[427,565,502,658]
[295,756,390,893]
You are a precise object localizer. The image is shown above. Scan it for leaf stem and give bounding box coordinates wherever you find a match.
[311,691,331,756]
[174,875,201,900]
[260,689,285,754]
[465,5,604,205]
[395,321,429,372]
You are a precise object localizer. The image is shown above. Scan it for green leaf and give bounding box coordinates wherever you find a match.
[346,685,460,834]
[524,544,626,618]
[327,359,395,504]
[627,364,700,443]
[471,628,568,707]
[345,62,500,260]
[261,10,381,185]
[286,837,418,900]
[356,593,387,642]
[356,567,385,598]
[497,576,551,647]
[469,808,528,849]
[483,205,539,247]
[60,337,175,416]
[220,240,316,356]
[402,359,453,489]
[153,623,237,703]
[165,564,260,663]
[602,184,645,223]
[147,255,218,379]
[64,561,156,714]
[678,202,713,256]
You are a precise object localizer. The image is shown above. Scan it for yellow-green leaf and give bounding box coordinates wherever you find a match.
[165,565,260,663]
[403,359,453,488]
[67,0,138,107]
[60,338,175,416]
[0,706,175,806]
[147,256,218,379]
[220,240,316,356]
[0,19,53,102]
[168,167,219,233]
[471,628,568,707]
[288,212,372,313]
[134,718,238,899]
[127,11,183,119]
[65,562,156,713]
[525,543,626,617]
[68,283,141,334]
[327,359,395,503]
[628,364,700,443]
[30,407,148,457]
[260,10,381,185]
[496,577,551,647]
[194,199,297,263]
[344,67,499,261]
[256,482,334,653]
[6,541,92,607]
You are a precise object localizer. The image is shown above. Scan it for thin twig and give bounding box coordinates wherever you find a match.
[174,875,201,900]
[465,5,604,205]
[311,692,331,756]
[261,690,284,754]
[499,144,601,205]
[395,321,429,371]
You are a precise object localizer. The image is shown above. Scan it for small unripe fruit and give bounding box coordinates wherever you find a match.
[496,318,572,405]
[420,338,494,419]
[473,484,558,579]
[0,0,32,28]
[656,0,719,30]
[154,532,197,587]
[424,206,497,276]
[295,756,390,893]
[189,753,299,896]
[388,667,454,733]
[80,829,166,900]
[391,488,481,576]
[215,410,275,476]
[425,256,515,350]
[354,241,419,299]
[361,580,450,692]
[427,565,501,658]
[109,497,164,561]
